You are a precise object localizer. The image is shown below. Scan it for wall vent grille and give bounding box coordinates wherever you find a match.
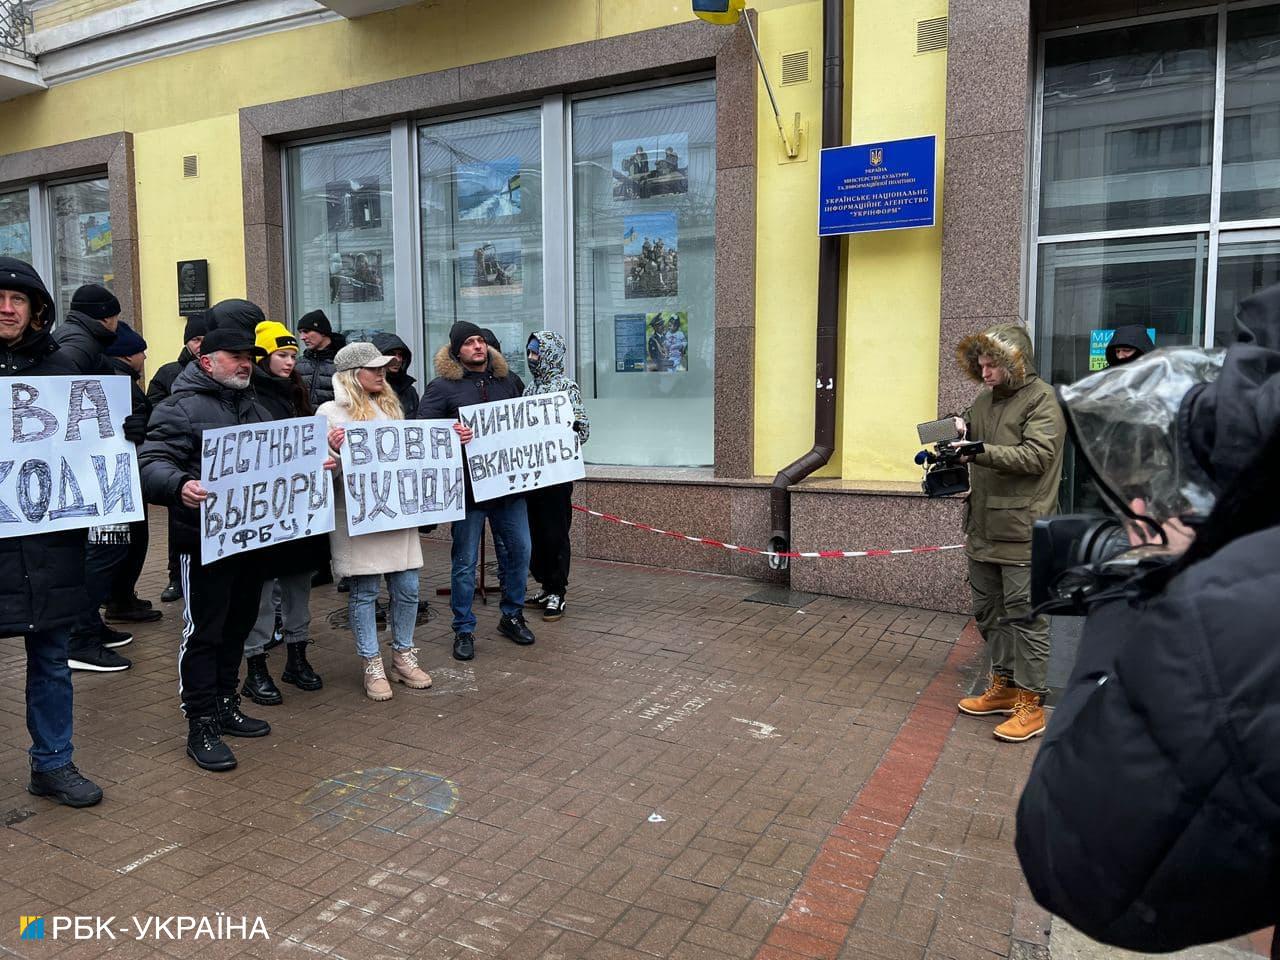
[917,17,948,53]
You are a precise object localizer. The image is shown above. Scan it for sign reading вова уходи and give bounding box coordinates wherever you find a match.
[0,376,142,537]
[818,135,936,236]
[200,415,334,563]
[459,392,585,503]
[339,419,466,535]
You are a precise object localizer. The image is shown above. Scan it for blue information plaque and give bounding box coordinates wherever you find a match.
[818,136,937,236]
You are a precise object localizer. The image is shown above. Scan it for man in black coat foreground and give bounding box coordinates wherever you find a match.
[139,326,276,772]
[416,321,535,663]
[0,258,102,807]
[148,315,207,603]
[1016,284,1280,953]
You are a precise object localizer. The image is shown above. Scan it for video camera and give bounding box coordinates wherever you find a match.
[914,417,985,497]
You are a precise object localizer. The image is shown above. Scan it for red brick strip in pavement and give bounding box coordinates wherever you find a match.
[755,622,984,960]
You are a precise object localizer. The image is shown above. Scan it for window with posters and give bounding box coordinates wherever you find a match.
[49,179,112,313]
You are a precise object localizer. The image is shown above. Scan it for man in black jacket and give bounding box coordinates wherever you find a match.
[1104,324,1156,367]
[0,258,102,807]
[417,321,535,662]
[372,331,419,415]
[296,310,346,407]
[54,283,119,375]
[139,326,275,772]
[148,315,206,603]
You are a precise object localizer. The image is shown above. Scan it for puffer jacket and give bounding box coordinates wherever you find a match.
[52,309,115,376]
[146,346,196,409]
[523,329,589,446]
[0,327,90,633]
[138,362,272,555]
[957,323,1066,564]
[371,332,419,416]
[317,378,423,577]
[297,332,347,409]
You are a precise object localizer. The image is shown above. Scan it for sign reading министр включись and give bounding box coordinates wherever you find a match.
[0,376,141,538]
[200,415,335,563]
[458,392,585,502]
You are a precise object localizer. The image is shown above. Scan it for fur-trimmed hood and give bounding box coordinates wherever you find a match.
[432,343,509,381]
[957,323,1037,391]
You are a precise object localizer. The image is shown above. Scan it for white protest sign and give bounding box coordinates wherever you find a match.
[200,415,334,563]
[459,391,585,502]
[0,375,142,537]
[340,419,466,535]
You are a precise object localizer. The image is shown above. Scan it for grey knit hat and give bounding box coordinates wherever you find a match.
[334,341,393,372]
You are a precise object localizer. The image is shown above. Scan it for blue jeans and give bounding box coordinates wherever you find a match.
[450,497,530,634]
[348,569,419,659]
[25,629,73,772]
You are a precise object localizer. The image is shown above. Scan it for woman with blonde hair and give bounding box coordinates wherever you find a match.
[317,341,431,701]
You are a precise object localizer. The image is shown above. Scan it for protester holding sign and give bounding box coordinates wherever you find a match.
[0,257,103,807]
[522,330,590,622]
[417,321,535,662]
[237,321,326,707]
[139,325,276,771]
[320,342,432,702]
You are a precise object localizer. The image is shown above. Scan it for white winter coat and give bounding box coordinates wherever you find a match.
[316,380,423,577]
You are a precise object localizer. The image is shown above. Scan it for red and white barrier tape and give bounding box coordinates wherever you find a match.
[571,504,963,560]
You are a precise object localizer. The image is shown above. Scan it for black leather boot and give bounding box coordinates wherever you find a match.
[281,641,323,691]
[241,653,282,705]
[216,695,270,738]
[186,716,236,771]
[28,762,103,807]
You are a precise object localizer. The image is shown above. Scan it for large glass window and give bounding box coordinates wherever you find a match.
[49,179,111,312]
[571,80,717,466]
[1040,17,1216,235]
[0,191,32,263]
[1223,6,1280,221]
[419,110,543,383]
[287,134,395,338]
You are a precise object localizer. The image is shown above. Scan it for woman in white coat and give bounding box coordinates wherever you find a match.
[318,342,431,701]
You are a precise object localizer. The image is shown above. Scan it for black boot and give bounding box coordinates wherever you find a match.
[281,641,323,691]
[28,762,103,807]
[161,579,182,603]
[498,613,536,646]
[186,716,236,771]
[241,654,282,706]
[216,694,270,738]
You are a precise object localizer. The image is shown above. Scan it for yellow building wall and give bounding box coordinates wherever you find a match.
[840,0,946,482]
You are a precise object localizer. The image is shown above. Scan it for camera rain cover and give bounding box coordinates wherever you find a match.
[1058,347,1225,521]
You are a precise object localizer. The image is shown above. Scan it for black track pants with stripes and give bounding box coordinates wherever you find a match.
[178,552,266,718]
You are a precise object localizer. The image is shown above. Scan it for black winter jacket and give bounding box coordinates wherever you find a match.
[1017,339,1280,953]
[0,329,90,634]
[53,309,115,376]
[139,363,272,554]
[416,345,523,507]
[296,332,347,409]
[371,332,419,415]
[146,347,196,409]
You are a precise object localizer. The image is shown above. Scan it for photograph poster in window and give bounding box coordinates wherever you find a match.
[456,157,522,222]
[326,179,382,232]
[624,212,678,299]
[459,239,523,297]
[612,134,689,201]
[329,250,385,303]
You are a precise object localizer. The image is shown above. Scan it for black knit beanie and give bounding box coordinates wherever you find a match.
[297,310,331,336]
[70,283,122,321]
[449,321,484,358]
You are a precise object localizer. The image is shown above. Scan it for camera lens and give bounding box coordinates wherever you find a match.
[1078,519,1128,566]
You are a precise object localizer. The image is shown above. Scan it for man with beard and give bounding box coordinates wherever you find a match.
[139,327,276,771]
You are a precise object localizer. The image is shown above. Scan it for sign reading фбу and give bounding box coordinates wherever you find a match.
[818,136,937,236]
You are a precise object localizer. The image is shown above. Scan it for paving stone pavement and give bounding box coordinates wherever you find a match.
[0,516,1266,959]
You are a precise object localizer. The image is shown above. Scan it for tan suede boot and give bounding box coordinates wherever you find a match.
[994,689,1046,742]
[958,673,1018,716]
[390,648,432,689]
[363,655,393,702]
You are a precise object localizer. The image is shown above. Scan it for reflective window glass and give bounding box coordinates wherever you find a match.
[1214,237,1280,346]
[419,109,543,383]
[287,135,395,338]
[1040,17,1216,235]
[0,190,31,263]
[1223,7,1280,222]
[572,80,716,466]
[49,179,111,314]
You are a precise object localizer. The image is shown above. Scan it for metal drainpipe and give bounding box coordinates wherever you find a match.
[767,0,844,568]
